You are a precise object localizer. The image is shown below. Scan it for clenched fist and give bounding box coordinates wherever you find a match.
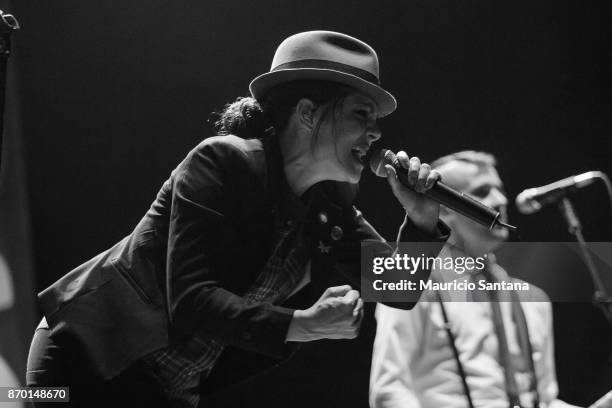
[285,285,364,342]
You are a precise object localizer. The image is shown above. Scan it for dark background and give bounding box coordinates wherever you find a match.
[7,0,612,406]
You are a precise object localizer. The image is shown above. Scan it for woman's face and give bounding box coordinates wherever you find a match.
[311,92,382,183]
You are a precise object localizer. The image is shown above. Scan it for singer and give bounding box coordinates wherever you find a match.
[26,31,449,408]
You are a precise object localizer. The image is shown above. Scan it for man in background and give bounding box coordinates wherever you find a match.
[369,151,578,408]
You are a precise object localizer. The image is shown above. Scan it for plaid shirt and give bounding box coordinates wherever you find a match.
[142,214,312,408]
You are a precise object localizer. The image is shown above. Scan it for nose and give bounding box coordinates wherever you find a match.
[367,121,382,142]
[490,188,508,207]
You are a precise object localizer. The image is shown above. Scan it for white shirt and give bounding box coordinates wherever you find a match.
[370,274,573,408]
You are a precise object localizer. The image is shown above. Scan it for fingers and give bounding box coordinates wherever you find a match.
[342,289,360,307]
[415,163,430,192]
[384,164,401,194]
[348,298,364,338]
[352,298,363,317]
[320,285,352,300]
[352,298,364,324]
[409,157,421,187]
[345,292,363,338]
[396,150,410,170]
[392,151,438,192]
[426,169,441,190]
[337,297,363,339]
[309,287,364,341]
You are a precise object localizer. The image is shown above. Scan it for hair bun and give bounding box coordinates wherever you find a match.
[216,97,269,139]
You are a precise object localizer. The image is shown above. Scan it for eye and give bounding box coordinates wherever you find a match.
[354,109,369,119]
[469,186,491,198]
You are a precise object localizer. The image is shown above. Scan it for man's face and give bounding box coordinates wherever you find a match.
[438,160,509,254]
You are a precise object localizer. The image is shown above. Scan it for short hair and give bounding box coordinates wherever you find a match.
[430,150,497,171]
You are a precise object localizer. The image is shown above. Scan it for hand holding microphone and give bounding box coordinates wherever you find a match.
[370,149,517,231]
[376,150,442,234]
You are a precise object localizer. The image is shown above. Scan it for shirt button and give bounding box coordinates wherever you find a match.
[330,225,343,241]
[318,211,328,224]
[241,332,252,341]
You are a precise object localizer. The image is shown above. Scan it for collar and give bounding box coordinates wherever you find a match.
[262,128,307,225]
[261,127,359,227]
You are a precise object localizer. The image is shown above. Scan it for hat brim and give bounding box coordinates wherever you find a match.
[249,68,397,117]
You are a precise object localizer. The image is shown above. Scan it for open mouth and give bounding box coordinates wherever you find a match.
[351,146,367,164]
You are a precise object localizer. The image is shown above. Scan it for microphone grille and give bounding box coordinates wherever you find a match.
[370,149,396,178]
[515,188,541,214]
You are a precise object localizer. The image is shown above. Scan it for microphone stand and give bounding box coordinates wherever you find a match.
[558,197,612,326]
[0,9,19,176]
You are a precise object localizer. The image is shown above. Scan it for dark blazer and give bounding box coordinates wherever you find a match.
[38,134,447,381]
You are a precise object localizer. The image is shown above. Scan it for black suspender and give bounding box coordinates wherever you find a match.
[436,291,476,408]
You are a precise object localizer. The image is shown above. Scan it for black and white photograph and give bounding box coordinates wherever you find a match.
[0,1,611,407]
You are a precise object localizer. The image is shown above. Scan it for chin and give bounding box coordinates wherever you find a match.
[347,171,362,184]
[480,232,506,252]
[464,228,506,255]
[340,163,363,184]
[326,171,360,184]
[489,225,509,241]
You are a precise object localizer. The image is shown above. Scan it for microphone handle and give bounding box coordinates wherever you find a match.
[428,183,501,229]
[393,163,501,230]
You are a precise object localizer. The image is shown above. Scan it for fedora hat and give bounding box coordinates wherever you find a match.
[249,31,397,117]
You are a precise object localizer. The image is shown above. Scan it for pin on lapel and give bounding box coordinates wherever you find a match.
[317,240,331,254]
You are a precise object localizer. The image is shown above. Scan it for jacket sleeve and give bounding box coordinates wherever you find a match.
[332,207,450,310]
[166,138,294,359]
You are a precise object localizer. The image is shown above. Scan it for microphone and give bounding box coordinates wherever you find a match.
[370,149,516,231]
[515,171,600,214]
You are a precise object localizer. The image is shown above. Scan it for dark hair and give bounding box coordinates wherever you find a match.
[215,80,351,139]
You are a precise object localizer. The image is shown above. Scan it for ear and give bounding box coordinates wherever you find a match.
[295,98,317,131]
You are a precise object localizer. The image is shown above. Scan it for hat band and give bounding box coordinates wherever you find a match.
[272,59,380,86]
